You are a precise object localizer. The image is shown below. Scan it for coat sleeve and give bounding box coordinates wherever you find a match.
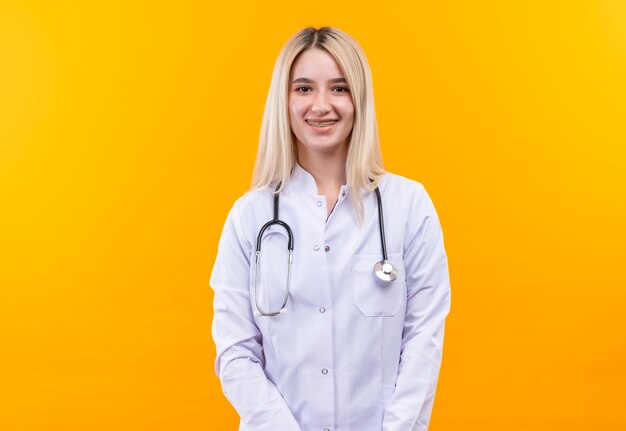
[210,199,302,431]
[382,184,452,431]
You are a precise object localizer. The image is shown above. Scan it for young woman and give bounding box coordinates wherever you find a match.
[210,26,451,431]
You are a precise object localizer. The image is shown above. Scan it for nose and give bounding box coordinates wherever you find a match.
[311,91,331,115]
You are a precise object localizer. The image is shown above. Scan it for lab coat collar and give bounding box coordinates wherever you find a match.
[290,161,318,197]
[289,161,349,199]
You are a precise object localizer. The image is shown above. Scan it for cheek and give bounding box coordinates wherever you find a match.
[289,99,304,119]
[340,100,355,121]
[288,103,304,136]
[287,99,295,119]
[342,105,355,127]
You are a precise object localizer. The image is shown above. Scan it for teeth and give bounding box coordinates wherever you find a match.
[306,120,337,127]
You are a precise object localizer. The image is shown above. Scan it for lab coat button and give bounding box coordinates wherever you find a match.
[324,245,330,252]
[321,368,328,375]
[316,200,322,207]
[313,244,320,251]
[319,307,326,313]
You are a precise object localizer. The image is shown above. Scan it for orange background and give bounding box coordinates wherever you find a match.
[1,1,625,430]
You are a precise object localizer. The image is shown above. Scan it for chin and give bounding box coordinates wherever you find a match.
[302,141,346,154]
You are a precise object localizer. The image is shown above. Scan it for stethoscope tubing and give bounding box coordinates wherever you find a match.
[374,187,388,263]
[254,187,293,316]
[254,182,396,317]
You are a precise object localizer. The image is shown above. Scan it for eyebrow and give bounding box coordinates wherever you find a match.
[291,77,348,84]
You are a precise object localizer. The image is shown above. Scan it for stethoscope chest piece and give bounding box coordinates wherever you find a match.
[374,260,398,282]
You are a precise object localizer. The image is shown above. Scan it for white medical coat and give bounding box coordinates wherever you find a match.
[210,162,451,431]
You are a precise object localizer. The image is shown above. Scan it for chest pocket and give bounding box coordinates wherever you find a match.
[351,252,406,317]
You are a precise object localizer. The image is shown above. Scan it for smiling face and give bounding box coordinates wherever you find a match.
[288,48,355,157]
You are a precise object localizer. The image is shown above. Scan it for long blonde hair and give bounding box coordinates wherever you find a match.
[251,26,386,225]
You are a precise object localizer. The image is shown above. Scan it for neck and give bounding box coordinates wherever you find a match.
[297,144,347,198]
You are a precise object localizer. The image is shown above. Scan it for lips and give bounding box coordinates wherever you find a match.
[305,119,338,127]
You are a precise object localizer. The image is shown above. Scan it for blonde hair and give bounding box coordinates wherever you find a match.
[251,26,386,225]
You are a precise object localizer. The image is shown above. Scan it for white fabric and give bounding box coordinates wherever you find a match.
[210,162,451,431]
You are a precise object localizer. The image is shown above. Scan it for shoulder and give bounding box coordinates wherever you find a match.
[380,171,428,203]
[380,171,441,223]
[222,186,275,238]
[231,186,273,213]
[214,187,272,253]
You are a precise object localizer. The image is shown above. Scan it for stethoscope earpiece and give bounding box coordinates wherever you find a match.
[374,260,398,282]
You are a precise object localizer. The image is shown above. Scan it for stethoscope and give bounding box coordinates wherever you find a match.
[254,183,398,317]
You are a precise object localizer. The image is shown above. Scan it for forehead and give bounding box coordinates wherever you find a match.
[290,48,345,79]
